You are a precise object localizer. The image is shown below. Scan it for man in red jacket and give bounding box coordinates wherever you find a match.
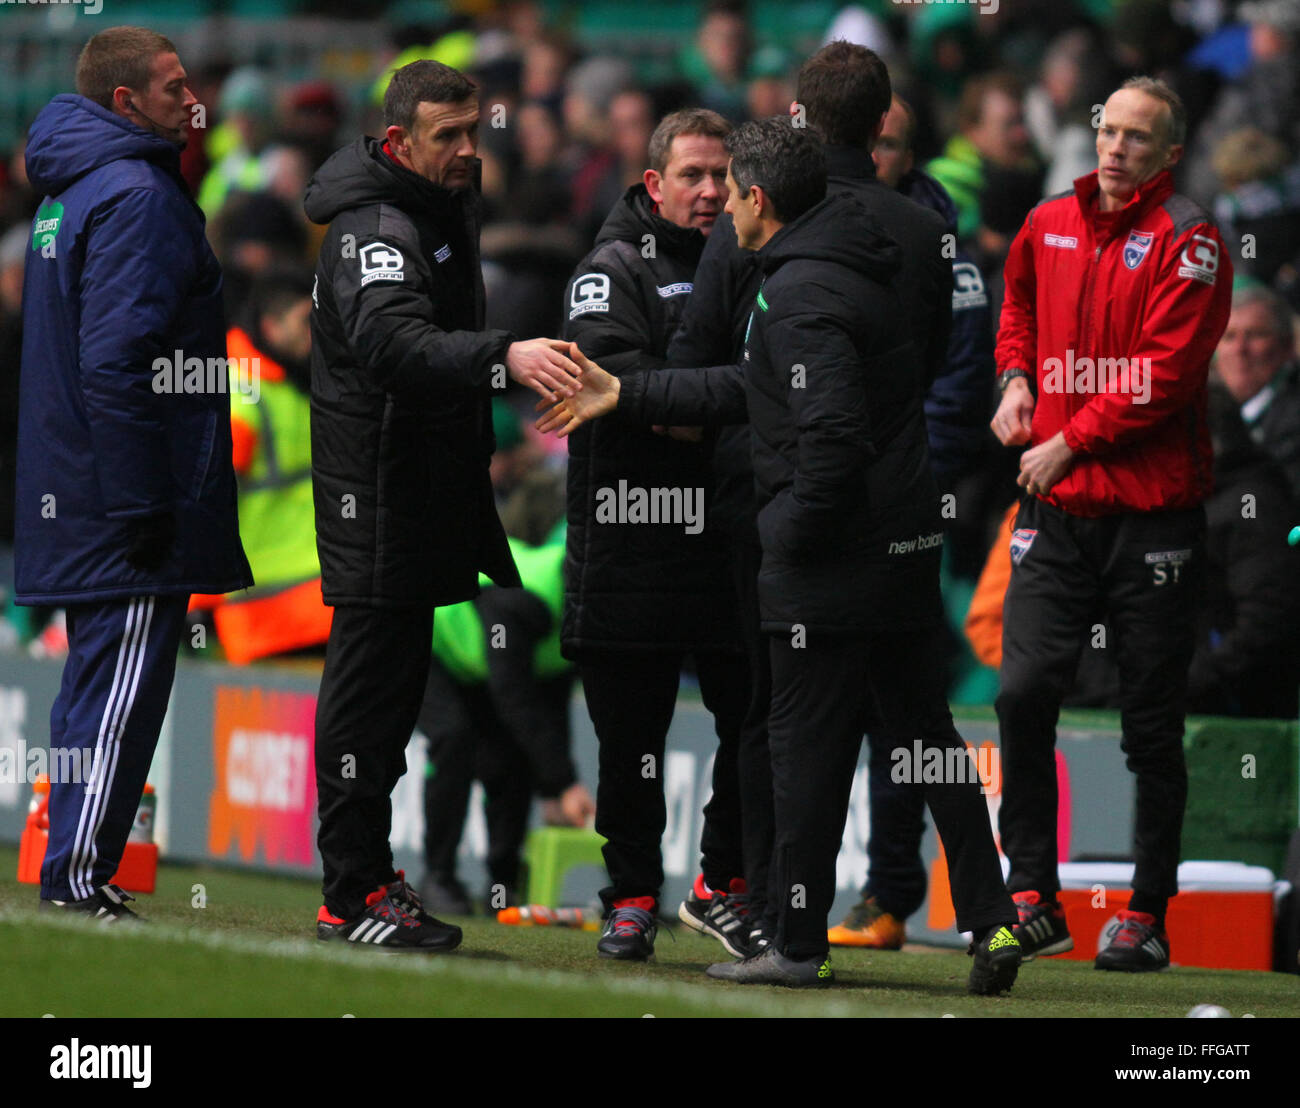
[989,76,1232,972]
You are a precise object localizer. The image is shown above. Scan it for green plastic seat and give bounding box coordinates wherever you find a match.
[523,826,607,908]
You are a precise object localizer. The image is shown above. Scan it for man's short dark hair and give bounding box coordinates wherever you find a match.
[796,40,891,149]
[726,117,826,224]
[384,60,478,132]
[648,108,733,174]
[76,26,178,110]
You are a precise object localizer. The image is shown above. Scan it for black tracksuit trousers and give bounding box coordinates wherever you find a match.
[996,497,1205,914]
[581,648,749,911]
[316,604,434,920]
[768,626,1016,962]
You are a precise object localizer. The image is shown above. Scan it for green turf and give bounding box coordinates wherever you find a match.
[3,846,1297,1018]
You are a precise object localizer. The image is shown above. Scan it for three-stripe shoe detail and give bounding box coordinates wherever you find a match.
[678,875,752,958]
[316,878,463,952]
[1020,915,1054,945]
[1096,909,1170,972]
[348,919,398,944]
[1011,890,1073,958]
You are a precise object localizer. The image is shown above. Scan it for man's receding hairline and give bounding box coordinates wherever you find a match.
[410,96,479,134]
[1102,89,1177,145]
[664,131,728,171]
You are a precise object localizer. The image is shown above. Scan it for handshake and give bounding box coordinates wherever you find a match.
[525,341,701,443]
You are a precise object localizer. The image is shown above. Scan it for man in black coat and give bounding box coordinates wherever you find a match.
[560,109,751,961]
[304,60,582,951]
[654,42,954,946]
[542,118,1020,993]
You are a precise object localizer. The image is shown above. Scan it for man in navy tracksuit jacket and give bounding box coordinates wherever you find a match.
[16,29,251,918]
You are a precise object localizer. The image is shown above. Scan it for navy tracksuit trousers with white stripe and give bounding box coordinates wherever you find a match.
[41,595,188,902]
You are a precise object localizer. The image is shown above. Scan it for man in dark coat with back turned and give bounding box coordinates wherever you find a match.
[305,60,582,951]
[656,42,953,948]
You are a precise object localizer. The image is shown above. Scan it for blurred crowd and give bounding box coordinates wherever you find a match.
[1,0,1299,722]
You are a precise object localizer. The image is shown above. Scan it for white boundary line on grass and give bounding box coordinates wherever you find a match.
[2,910,919,1018]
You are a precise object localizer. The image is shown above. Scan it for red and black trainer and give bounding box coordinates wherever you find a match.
[678,874,753,958]
[1011,890,1073,959]
[597,896,658,961]
[1095,909,1170,972]
[317,878,462,952]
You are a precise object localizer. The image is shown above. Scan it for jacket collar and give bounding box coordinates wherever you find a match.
[598,184,706,263]
[1073,168,1175,234]
[824,144,879,184]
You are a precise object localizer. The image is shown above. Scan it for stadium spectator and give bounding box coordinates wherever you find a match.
[1182,0,1300,207]
[990,76,1233,972]
[210,190,310,325]
[279,80,344,172]
[17,26,251,920]
[684,1,754,122]
[521,32,574,111]
[209,266,331,665]
[559,108,751,963]
[1187,384,1300,718]
[1210,128,1300,297]
[304,58,582,953]
[581,89,657,238]
[928,71,1043,270]
[1213,283,1300,499]
[1025,28,1121,197]
[0,138,38,232]
[197,67,279,218]
[562,56,636,243]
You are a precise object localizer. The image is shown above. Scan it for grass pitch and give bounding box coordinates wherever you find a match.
[3,847,1298,1019]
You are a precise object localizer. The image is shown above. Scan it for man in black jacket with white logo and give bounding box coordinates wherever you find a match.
[304,60,582,951]
[561,109,752,962]
[541,118,1020,992]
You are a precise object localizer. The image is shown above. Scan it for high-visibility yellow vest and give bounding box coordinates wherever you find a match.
[430,532,569,684]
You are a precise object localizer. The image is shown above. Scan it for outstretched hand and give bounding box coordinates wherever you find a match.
[535,344,620,437]
[506,338,584,401]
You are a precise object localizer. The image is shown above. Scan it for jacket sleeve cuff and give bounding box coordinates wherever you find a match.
[616,371,646,423]
[1061,421,1089,455]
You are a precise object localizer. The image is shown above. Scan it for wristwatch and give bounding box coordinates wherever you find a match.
[998,368,1030,393]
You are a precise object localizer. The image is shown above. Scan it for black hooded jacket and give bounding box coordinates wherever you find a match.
[304,137,519,607]
[560,185,736,652]
[622,193,945,634]
[665,145,953,540]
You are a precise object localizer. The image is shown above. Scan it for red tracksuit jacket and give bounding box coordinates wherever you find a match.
[996,168,1233,517]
